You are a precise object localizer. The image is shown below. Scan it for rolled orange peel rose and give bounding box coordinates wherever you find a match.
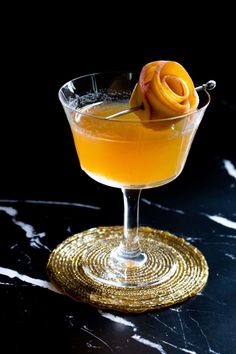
[130,61,199,120]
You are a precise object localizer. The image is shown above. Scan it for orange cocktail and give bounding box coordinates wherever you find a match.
[71,102,197,188]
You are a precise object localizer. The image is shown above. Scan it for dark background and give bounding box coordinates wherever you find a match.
[1,9,236,353]
[1,8,235,203]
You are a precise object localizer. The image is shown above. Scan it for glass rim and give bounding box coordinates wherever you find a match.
[58,71,211,123]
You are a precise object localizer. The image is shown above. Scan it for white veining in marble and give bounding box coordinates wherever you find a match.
[202,241,231,246]
[10,243,18,250]
[223,159,236,180]
[161,340,197,354]
[148,314,178,334]
[177,311,187,348]
[0,266,60,293]
[0,281,14,286]
[218,234,236,239]
[65,314,75,328]
[185,237,203,242]
[190,316,221,354]
[86,342,103,350]
[187,309,223,315]
[205,214,236,230]
[225,253,236,260]
[0,198,100,210]
[13,219,46,242]
[81,325,113,353]
[0,206,18,216]
[141,198,185,214]
[0,205,50,250]
[132,334,167,354]
[98,310,137,331]
[169,307,200,349]
[170,307,182,312]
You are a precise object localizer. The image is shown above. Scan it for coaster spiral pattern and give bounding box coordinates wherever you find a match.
[47,226,208,313]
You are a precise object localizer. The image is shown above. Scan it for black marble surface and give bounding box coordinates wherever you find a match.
[1,14,236,353]
[0,152,236,353]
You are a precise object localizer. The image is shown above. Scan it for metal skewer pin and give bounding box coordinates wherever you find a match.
[106,80,216,120]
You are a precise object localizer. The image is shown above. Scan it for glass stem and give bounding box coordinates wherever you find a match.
[118,189,142,259]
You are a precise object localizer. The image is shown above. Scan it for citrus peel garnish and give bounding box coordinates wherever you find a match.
[130,61,199,120]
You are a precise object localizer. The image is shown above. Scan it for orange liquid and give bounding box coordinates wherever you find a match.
[71,102,196,188]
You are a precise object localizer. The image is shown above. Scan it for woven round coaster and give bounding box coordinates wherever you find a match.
[47,226,208,313]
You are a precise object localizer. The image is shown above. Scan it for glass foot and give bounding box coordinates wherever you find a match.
[83,239,178,287]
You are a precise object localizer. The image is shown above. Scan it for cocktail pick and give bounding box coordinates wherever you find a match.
[106,80,216,120]
[198,80,216,92]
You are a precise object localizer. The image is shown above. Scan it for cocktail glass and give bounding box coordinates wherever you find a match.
[58,71,210,288]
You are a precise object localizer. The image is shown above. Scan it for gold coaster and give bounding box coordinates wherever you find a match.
[47,226,208,313]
